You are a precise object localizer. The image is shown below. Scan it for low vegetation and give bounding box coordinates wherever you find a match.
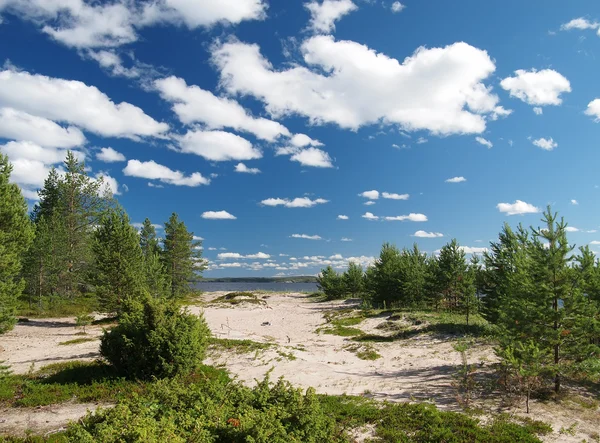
[211,292,267,306]
[58,337,98,346]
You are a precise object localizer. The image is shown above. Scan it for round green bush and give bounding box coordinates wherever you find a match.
[100,297,210,379]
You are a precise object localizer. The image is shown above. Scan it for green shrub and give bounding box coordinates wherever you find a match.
[100,297,210,379]
[65,373,341,442]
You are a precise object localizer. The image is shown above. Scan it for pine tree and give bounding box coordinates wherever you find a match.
[30,167,60,223]
[139,218,160,259]
[401,244,428,308]
[162,213,203,299]
[0,154,34,332]
[91,207,146,314]
[58,151,112,298]
[23,213,66,309]
[369,243,403,307]
[343,262,364,297]
[436,239,469,312]
[317,265,345,299]
[495,208,600,394]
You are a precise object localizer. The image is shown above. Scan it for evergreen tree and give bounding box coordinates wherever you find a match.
[59,152,112,298]
[317,265,345,299]
[369,243,403,307]
[481,223,528,323]
[23,213,66,309]
[162,213,203,299]
[139,218,160,259]
[30,167,60,223]
[139,218,170,299]
[436,239,469,312]
[91,207,146,313]
[496,208,600,393]
[343,261,364,297]
[0,154,34,332]
[401,244,428,308]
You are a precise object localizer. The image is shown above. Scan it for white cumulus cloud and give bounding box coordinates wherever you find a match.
[359,190,379,200]
[362,212,379,220]
[96,147,126,162]
[290,147,333,168]
[475,136,493,148]
[123,159,210,187]
[532,137,557,151]
[177,130,261,161]
[202,210,237,220]
[0,69,168,139]
[291,233,322,240]
[446,176,466,183]
[304,0,358,33]
[235,162,261,174]
[391,2,405,13]
[382,192,409,200]
[413,230,443,238]
[585,99,600,121]
[212,37,504,135]
[384,213,428,222]
[500,69,571,106]
[497,200,540,216]
[337,215,349,220]
[261,197,329,208]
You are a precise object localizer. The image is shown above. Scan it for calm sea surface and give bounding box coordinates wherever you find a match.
[194,281,319,293]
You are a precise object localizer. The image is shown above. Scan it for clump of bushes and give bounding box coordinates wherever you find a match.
[212,292,266,306]
[65,373,340,442]
[100,296,210,380]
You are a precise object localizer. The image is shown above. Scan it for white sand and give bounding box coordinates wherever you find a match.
[0,292,598,442]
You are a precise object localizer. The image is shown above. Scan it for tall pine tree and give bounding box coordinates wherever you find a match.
[0,154,34,332]
[162,213,203,298]
[91,207,146,313]
[138,219,169,299]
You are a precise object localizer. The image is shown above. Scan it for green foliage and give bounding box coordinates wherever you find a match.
[209,337,274,353]
[493,207,600,394]
[65,373,340,443]
[317,265,346,299]
[343,261,364,297]
[58,337,98,346]
[162,213,204,299]
[91,207,147,313]
[100,297,211,379]
[139,219,170,299]
[212,292,266,306]
[0,153,34,333]
[75,313,94,334]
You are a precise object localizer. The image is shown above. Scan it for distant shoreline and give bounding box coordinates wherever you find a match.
[197,276,318,283]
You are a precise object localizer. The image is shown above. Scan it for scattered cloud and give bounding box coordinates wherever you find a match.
[500,69,571,106]
[0,107,85,148]
[290,233,322,240]
[362,212,379,220]
[497,200,540,215]
[337,215,349,220]
[235,162,261,174]
[533,107,543,115]
[212,37,505,135]
[155,76,289,142]
[290,147,333,168]
[413,230,443,238]
[96,147,126,162]
[123,159,209,187]
[0,0,267,49]
[341,237,353,242]
[0,69,168,138]
[305,0,358,34]
[364,201,376,206]
[382,192,409,200]
[571,199,579,205]
[585,99,600,121]
[261,197,329,208]
[359,190,379,200]
[445,176,466,183]
[176,130,262,161]
[384,213,428,222]
[391,2,406,13]
[201,210,237,220]
[475,136,493,148]
[218,251,270,260]
[561,17,600,32]
[532,137,557,151]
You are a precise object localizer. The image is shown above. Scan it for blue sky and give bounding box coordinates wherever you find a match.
[1,0,600,277]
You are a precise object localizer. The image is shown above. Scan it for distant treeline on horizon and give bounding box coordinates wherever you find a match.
[199,276,318,283]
